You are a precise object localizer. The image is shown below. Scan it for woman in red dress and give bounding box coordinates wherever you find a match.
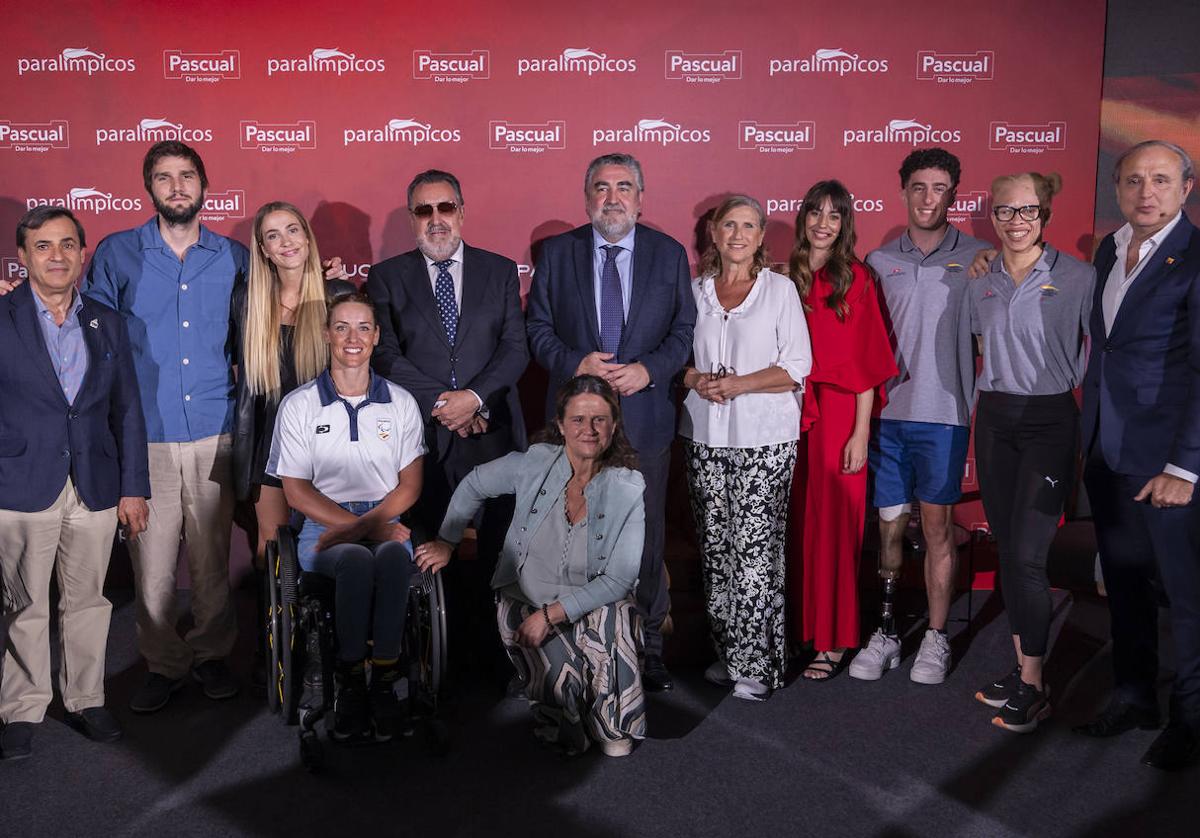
[787,180,897,680]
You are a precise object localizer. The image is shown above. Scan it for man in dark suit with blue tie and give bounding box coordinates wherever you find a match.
[367,170,528,673]
[527,153,696,690]
[1075,140,1200,771]
[0,207,149,760]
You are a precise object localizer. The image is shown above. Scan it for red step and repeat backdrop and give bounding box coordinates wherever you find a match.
[1,0,1107,543]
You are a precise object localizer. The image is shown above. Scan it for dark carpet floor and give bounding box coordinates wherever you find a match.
[1,530,1194,837]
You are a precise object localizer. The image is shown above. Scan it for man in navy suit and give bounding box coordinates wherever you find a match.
[0,207,149,760]
[527,153,696,690]
[1075,140,1200,771]
[367,170,528,675]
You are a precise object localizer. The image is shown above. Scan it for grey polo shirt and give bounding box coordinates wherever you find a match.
[866,226,987,426]
[966,244,1095,395]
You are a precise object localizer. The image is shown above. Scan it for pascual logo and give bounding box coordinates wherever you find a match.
[266,47,386,77]
[25,186,143,214]
[17,47,136,76]
[240,120,317,153]
[665,50,741,83]
[413,50,489,82]
[163,50,241,82]
[344,118,462,146]
[517,47,636,77]
[843,118,962,147]
[592,117,710,147]
[0,120,69,152]
[947,190,988,221]
[200,190,246,222]
[95,117,214,147]
[739,120,815,154]
[916,50,994,84]
[766,195,885,216]
[769,47,889,77]
[990,121,1066,154]
[2,257,27,282]
[490,121,565,153]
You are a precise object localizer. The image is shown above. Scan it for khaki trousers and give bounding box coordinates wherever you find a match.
[0,478,117,723]
[130,434,236,679]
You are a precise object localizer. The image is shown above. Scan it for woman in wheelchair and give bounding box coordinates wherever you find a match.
[268,292,439,742]
[417,375,647,757]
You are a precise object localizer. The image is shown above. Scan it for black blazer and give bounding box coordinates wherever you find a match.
[0,281,148,513]
[1081,212,1200,477]
[366,243,528,463]
[525,223,696,454]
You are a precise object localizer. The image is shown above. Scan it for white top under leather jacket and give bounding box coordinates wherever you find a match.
[438,443,646,623]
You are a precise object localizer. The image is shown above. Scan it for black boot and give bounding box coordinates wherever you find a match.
[369,659,404,742]
[333,661,368,741]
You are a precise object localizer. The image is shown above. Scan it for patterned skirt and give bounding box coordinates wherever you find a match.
[497,595,646,753]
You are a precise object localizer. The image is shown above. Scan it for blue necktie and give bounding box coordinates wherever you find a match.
[434,259,459,387]
[599,245,624,355]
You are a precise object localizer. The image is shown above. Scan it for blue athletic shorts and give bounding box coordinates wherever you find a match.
[869,419,970,507]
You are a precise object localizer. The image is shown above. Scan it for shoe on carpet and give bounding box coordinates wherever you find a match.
[0,721,36,760]
[1141,722,1200,772]
[910,629,951,685]
[848,629,901,681]
[129,673,184,714]
[704,660,734,688]
[599,737,634,757]
[992,681,1051,733]
[192,659,239,700]
[64,706,122,743]
[731,677,770,702]
[332,663,369,742]
[642,654,674,692]
[1073,702,1161,738]
[369,661,403,743]
[802,650,847,681]
[975,666,1023,708]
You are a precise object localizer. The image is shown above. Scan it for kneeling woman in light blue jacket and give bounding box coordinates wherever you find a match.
[417,375,646,757]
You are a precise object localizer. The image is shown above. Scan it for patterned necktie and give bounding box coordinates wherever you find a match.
[599,245,624,355]
[433,259,458,387]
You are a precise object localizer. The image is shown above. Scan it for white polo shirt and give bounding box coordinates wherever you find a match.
[268,370,426,503]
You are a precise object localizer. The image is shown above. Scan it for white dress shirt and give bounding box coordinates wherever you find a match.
[1103,211,1195,483]
[421,240,465,308]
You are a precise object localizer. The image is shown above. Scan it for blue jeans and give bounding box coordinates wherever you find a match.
[297,501,413,662]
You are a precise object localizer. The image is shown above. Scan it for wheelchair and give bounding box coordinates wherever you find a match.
[263,523,448,772]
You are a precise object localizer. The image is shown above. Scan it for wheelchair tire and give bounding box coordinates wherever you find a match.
[276,526,301,725]
[265,540,282,715]
[429,570,448,697]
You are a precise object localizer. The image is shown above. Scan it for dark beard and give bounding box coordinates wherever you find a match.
[153,192,204,225]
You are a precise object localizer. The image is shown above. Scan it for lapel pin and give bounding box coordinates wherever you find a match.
[1166,257,1176,265]
[89,318,99,328]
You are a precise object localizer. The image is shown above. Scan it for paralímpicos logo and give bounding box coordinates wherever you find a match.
[17,47,136,76]
[266,48,386,77]
[517,47,637,76]
[769,47,889,77]
[25,186,144,214]
[94,117,214,147]
[343,118,462,147]
[843,118,962,147]
[592,117,710,147]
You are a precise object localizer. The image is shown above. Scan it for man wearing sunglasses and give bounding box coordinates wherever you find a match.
[366,170,528,679]
[526,152,696,692]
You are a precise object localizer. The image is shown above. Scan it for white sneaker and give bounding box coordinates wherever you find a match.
[910,629,951,685]
[704,660,733,687]
[599,737,634,757]
[731,677,769,702]
[848,629,902,681]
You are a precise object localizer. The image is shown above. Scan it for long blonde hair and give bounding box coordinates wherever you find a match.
[244,201,330,400]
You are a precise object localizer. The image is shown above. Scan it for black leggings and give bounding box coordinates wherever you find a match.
[975,391,1078,657]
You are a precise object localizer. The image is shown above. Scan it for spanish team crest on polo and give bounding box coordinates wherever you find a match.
[377,418,392,440]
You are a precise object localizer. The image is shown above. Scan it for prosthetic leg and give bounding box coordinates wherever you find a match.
[848,504,910,680]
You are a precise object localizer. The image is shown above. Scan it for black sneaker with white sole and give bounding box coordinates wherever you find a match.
[992,681,1051,733]
[975,666,1022,708]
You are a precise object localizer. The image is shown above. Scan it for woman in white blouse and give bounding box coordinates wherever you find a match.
[680,195,813,700]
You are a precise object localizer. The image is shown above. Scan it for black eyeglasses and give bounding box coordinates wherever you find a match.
[710,362,736,379]
[409,201,459,218]
[992,204,1041,222]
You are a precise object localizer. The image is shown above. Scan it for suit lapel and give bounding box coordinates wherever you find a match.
[405,251,451,348]
[621,225,652,347]
[573,230,601,349]
[76,299,106,404]
[1091,236,1117,338]
[455,244,483,349]
[1108,215,1194,340]
[9,283,70,405]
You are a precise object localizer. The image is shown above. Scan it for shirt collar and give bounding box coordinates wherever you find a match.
[592,225,636,255]
[989,243,1059,277]
[137,215,220,253]
[315,368,392,407]
[899,224,959,255]
[1113,210,1184,251]
[32,287,82,321]
[421,240,465,270]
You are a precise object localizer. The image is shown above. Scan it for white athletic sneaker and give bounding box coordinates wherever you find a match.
[704,660,734,687]
[599,737,634,757]
[848,629,902,681]
[731,677,769,702]
[909,629,951,685]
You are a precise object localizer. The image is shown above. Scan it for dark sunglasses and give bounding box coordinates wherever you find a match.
[409,201,459,218]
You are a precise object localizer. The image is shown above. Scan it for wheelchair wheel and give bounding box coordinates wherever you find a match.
[264,540,282,715]
[276,526,301,725]
[408,568,448,708]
